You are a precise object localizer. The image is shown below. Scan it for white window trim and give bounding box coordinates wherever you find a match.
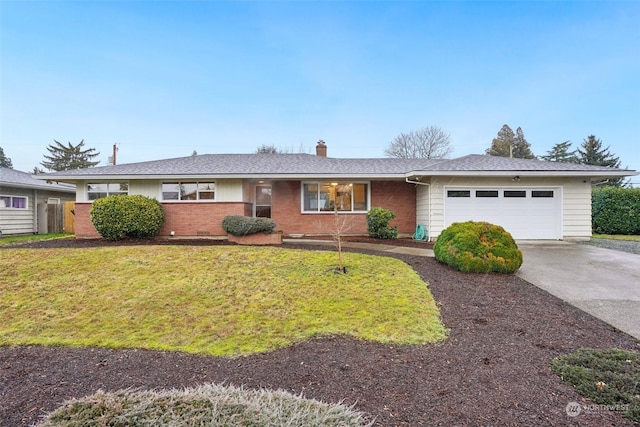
[300,181,371,213]
[161,181,216,202]
[0,195,29,209]
[87,182,130,201]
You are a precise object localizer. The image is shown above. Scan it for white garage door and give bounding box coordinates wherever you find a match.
[444,187,561,240]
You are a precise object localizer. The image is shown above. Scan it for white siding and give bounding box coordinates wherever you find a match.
[0,187,34,235]
[415,181,432,240]
[418,176,593,240]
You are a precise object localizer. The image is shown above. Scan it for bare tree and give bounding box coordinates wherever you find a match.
[384,126,453,159]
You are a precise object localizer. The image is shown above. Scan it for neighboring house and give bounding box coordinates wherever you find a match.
[36,141,637,241]
[0,167,76,236]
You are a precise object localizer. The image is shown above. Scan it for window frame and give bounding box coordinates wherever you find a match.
[161,181,216,202]
[301,181,370,213]
[0,195,28,209]
[87,182,129,201]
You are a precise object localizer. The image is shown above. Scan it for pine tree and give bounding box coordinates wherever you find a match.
[41,140,100,171]
[486,125,536,159]
[0,147,13,168]
[577,135,624,186]
[541,141,578,163]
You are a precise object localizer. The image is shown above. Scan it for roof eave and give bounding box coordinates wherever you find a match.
[34,173,409,181]
[406,170,639,178]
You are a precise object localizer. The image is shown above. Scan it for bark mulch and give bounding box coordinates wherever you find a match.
[1,238,638,426]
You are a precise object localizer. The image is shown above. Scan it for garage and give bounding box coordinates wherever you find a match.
[444,187,561,240]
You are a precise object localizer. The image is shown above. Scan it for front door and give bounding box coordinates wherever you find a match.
[255,185,272,218]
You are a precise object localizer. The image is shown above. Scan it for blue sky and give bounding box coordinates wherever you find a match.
[1,0,639,176]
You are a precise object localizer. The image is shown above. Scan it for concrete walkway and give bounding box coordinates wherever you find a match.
[517,241,640,340]
[283,239,434,257]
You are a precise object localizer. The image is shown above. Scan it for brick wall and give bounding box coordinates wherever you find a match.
[271,180,416,236]
[73,181,416,238]
[73,202,251,238]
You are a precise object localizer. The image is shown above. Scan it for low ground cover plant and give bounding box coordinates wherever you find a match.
[90,195,164,240]
[433,221,522,273]
[551,348,640,423]
[0,246,447,355]
[222,215,276,236]
[36,383,373,427]
[366,207,398,239]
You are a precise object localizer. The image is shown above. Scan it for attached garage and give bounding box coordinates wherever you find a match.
[444,187,561,240]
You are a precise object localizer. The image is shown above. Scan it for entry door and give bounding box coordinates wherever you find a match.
[255,185,272,218]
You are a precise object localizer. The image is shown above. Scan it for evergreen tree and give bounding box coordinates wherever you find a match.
[577,135,624,186]
[486,125,536,159]
[0,147,13,168]
[41,139,100,171]
[541,141,578,163]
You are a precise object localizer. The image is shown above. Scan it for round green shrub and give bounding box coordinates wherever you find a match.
[90,195,164,241]
[433,221,523,273]
[222,215,276,236]
[366,207,398,239]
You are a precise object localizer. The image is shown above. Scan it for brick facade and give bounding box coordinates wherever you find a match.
[73,180,416,238]
[271,180,416,236]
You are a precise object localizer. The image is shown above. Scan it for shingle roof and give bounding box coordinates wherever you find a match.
[35,153,636,180]
[0,167,76,191]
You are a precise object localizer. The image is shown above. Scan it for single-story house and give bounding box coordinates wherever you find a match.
[35,141,637,241]
[0,167,76,236]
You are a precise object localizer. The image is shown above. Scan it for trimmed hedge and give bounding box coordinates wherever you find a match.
[434,221,523,273]
[90,195,164,241]
[222,215,276,236]
[366,207,398,239]
[592,187,640,235]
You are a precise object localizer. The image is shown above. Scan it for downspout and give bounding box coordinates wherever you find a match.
[33,189,38,234]
[405,177,431,241]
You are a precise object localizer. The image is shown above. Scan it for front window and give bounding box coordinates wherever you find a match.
[162,182,215,201]
[88,182,129,200]
[0,195,28,209]
[302,182,368,212]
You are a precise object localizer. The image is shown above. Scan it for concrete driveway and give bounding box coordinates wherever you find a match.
[517,241,640,340]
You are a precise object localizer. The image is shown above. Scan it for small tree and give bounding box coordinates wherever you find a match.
[384,125,453,159]
[0,147,12,168]
[41,139,100,171]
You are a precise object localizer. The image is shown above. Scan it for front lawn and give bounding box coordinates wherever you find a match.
[0,246,446,356]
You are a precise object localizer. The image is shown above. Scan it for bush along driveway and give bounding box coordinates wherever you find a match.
[0,240,639,426]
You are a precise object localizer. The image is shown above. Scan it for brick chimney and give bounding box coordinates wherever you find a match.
[316,140,327,157]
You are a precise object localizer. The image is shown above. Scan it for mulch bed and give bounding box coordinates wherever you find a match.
[1,238,639,426]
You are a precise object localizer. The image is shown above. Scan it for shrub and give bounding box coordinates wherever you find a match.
[90,195,164,241]
[222,215,276,236]
[551,348,640,423]
[433,221,522,273]
[592,187,640,235]
[366,207,398,239]
[36,383,374,427]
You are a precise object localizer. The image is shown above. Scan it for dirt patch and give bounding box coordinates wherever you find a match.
[1,238,638,426]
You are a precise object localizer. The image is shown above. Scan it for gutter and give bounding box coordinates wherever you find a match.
[405,177,432,242]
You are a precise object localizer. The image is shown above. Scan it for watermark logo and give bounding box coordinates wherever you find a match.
[565,402,582,417]
[565,401,629,417]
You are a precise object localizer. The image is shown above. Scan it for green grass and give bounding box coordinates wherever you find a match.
[0,232,72,246]
[592,234,640,242]
[0,246,447,356]
[551,348,640,423]
[35,383,373,427]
